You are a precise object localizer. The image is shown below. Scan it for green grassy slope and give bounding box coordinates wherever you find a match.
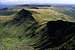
[30,9,73,24]
[50,7,75,20]
[0,8,74,50]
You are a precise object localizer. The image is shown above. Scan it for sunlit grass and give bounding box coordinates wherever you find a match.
[0,8,74,50]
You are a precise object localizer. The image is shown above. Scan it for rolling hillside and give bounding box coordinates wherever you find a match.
[50,7,75,19]
[0,8,75,50]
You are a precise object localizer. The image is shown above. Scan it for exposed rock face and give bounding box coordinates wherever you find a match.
[35,20,75,50]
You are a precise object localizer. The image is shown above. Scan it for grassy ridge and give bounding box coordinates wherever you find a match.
[29,9,73,25]
[0,9,74,50]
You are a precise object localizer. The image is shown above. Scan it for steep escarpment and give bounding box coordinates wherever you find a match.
[0,9,75,50]
[35,20,75,50]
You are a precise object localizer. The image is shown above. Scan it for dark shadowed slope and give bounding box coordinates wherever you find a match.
[0,9,75,50]
[11,9,36,25]
[47,20,75,47]
[34,20,75,50]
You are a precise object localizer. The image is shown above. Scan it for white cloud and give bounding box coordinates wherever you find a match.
[0,0,16,2]
[0,0,28,4]
[0,0,75,4]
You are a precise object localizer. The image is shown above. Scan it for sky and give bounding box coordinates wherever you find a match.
[0,0,75,5]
